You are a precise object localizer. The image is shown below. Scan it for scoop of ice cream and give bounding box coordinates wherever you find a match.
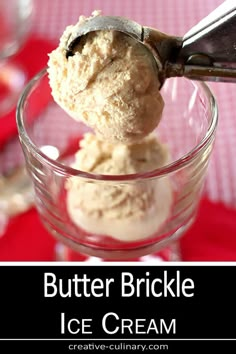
[66,133,173,241]
[47,12,164,144]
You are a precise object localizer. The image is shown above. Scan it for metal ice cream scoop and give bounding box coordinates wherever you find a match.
[65,0,236,87]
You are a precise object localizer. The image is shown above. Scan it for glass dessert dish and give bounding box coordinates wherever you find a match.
[16,68,218,260]
[0,0,34,116]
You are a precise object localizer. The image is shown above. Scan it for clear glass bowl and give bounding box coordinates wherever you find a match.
[16,68,218,260]
[0,0,34,116]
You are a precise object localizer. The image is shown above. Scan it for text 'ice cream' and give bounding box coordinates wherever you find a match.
[47,11,173,242]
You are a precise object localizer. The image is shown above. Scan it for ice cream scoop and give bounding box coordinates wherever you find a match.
[65,0,236,86]
[48,19,164,144]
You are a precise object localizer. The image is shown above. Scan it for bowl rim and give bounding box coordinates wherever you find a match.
[16,67,218,182]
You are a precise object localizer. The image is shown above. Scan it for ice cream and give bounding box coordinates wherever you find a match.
[47,12,173,242]
[66,133,173,241]
[47,11,164,144]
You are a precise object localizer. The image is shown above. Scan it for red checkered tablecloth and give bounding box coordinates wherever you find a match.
[30,0,236,208]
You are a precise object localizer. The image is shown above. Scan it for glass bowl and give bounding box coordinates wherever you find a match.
[16,68,218,260]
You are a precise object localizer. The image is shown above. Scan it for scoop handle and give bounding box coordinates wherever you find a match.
[176,0,236,82]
